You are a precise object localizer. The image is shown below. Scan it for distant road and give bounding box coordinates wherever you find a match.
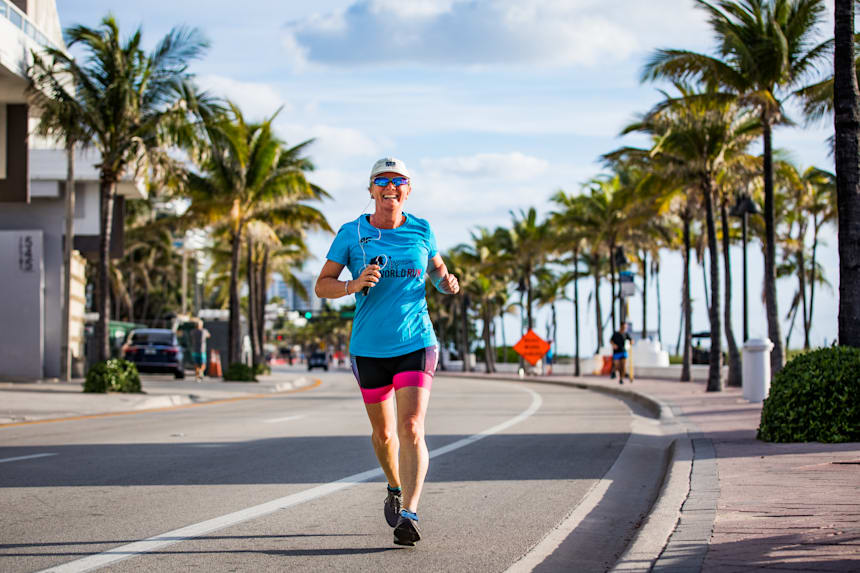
[0,367,661,573]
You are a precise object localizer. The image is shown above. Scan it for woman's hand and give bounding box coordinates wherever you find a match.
[355,264,382,293]
[437,273,459,295]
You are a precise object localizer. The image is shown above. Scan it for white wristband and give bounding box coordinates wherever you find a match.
[344,280,350,295]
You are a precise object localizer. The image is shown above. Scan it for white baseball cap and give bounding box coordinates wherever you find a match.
[370,157,410,180]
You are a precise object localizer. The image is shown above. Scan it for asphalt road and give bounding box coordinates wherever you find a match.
[0,367,662,573]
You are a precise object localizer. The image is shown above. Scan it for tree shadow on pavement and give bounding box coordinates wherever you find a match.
[0,432,642,487]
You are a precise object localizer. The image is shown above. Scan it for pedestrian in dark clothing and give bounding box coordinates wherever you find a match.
[610,322,633,384]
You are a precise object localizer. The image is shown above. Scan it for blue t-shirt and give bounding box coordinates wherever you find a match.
[326,213,439,358]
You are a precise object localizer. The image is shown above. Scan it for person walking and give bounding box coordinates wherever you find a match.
[610,322,633,384]
[190,319,211,382]
[315,157,459,546]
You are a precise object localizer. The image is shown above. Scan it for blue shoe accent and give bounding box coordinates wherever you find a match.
[400,509,418,521]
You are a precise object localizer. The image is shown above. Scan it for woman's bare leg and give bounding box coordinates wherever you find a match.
[364,397,400,487]
[395,386,431,512]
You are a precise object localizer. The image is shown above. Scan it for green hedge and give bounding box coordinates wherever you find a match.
[223,362,257,382]
[83,359,142,393]
[758,346,860,443]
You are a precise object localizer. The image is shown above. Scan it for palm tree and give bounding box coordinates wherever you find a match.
[833,0,860,346]
[27,16,216,362]
[28,52,93,380]
[186,104,330,365]
[643,0,832,371]
[620,87,761,391]
[549,190,592,376]
[504,208,553,332]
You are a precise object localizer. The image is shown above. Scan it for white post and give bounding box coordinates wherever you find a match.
[742,338,774,402]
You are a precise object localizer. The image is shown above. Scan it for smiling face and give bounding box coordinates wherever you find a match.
[370,171,411,214]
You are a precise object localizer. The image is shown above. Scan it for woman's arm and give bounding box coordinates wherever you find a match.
[314,259,382,299]
[426,253,460,295]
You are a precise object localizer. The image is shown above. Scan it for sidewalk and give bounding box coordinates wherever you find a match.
[442,369,860,572]
[0,370,315,425]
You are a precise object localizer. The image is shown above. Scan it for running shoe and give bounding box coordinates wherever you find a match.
[393,512,421,546]
[384,488,402,527]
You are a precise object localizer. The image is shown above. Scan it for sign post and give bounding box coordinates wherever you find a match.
[513,329,551,368]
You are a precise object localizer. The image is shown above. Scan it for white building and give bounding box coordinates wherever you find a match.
[0,1,145,379]
[267,272,323,312]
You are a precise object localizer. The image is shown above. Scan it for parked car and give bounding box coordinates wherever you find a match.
[123,329,185,379]
[307,351,329,371]
[691,332,725,365]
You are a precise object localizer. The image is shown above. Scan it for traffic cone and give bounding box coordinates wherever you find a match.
[209,350,222,377]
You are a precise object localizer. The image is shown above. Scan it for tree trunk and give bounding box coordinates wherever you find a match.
[499,309,507,363]
[61,142,75,380]
[655,259,663,343]
[703,180,723,392]
[682,211,692,382]
[228,227,243,365]
[593,256,604,352]
[721,200,742,387]
[258,245,269,364]
[246,235,258,369]
[574,247,581,377]
[525,265,534,331]
[95,176,116,362]
[835,0,860,347]
[609,245,617,333]
[460,295,469,372]
[797,249,809,350]
[641,250,648,338]
[483,306,494,373]
[762,120,786,369]
[808,219,820,345]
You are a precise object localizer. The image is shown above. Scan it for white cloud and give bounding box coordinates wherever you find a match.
[421,152,549,180]
[197,75,289,118]
[282,0,652,69]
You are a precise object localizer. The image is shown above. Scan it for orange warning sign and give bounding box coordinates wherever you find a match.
[513,329,551,366]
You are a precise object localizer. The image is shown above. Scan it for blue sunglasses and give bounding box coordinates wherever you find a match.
[372,176,410,187]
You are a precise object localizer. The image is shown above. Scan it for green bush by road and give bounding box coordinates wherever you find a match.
[758,346,860,443]
[83,359,142,393]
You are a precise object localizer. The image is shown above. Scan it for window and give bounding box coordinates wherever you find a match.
[8,6,22,28]
[0,2,7,20]
[130,331,176,346]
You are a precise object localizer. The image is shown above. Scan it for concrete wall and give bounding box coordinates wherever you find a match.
[0,200,62,377]
[0,229,44,378]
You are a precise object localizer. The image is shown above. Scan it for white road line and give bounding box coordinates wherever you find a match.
[0,453,56,464]
[39,384,542,573]
[263,415,305,423]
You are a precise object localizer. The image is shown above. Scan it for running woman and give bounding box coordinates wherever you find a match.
[315,157,459,546]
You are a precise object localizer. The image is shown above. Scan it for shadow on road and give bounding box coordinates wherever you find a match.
[0,432,634,487]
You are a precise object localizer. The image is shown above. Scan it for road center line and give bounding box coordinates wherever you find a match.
[0,453,57,464]
[39,383,541,573]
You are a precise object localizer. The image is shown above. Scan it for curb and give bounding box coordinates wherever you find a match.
[611,437,694,572]
[0,377,320,428]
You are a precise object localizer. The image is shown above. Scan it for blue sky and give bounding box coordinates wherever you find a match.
[58,1,840,354]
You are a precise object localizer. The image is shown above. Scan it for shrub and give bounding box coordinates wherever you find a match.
[223,362,257,382]
[758,346,860,443]
[83,359,142,393]
[253,363,271,376]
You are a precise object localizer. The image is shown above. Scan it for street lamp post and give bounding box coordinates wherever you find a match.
[730,193,762,342]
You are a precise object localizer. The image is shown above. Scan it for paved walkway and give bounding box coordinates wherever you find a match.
[442,369,860,572]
